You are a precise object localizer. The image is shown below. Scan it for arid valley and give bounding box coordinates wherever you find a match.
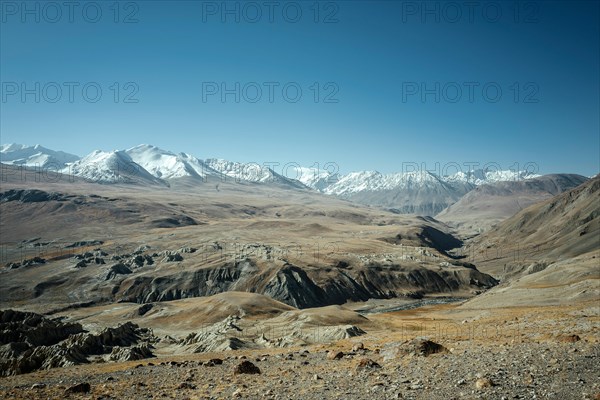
[0,157,598,399]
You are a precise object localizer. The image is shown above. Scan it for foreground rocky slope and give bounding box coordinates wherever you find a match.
[0,293,374,376]
[1,300,597,399]
[0,310,156,376]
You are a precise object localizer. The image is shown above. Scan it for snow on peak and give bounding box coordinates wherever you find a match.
[290,167,340,191]
[1,143,26,152]
[445,169,541,185]
[0,142,548,193]
[125,144,217,179]
[63,149,160,184]
[204,158,276,183]
[324,170,444,195]
[0,143,79,169]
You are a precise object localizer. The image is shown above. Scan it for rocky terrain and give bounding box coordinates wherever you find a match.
[0,310,156,377]
[0,165,499,316]
[0,300,597,399]
[0,164,598,399]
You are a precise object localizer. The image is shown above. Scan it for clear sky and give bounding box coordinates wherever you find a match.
[1,1,598,176]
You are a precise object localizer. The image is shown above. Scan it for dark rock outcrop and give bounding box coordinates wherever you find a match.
[233,360,261,375]
[4,256,46,270]
[64,240,104,249]
[113,258,497,309]
[106,263,133,280]
[0,310,83,347]
[0,189,68,203]
[150,215,198,228]
[0,311,155,376]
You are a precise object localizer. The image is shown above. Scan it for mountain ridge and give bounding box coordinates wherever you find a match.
[1,143,591,216]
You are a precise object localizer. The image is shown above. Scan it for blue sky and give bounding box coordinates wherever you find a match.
[1,1,598,176]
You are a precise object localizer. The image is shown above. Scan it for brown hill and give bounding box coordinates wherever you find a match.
[436,174,589,234]
[474,175,598,260]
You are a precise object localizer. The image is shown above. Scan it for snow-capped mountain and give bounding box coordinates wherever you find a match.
[204,159,273,183]
[205,159,307,189]
[324,170,454,196]
[297,167,539,195]
[62,150,164,185]
[446,169,541,185]
[125,144,219,180]
[0,142,569,216]
[0,143,79,169]
[319,170,473,215]
[291,167,340,192]
[314,168,542,215]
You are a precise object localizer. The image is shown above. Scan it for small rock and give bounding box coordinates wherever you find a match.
[65,382,91,394]
[313,374,322,380]
[327,351,344,360]
[357,358,381,369]
[31,383,46,389]
[352,342,365,352]
[475,378,494,389]
[560,334,581,343]
[205,358,223,366]
[162,253,183,262]
[524,373,534,385]
[233,360,261,375]
[414,339,448,356]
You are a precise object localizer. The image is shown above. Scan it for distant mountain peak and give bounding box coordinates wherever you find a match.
[446,169,540,185]
[62,149,163,185]
[125,144,217,180]
[0,143,79,169]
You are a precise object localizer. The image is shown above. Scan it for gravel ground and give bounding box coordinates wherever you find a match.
[0,338,598,400]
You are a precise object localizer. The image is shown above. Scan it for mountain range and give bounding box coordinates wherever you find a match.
[0,143,589,219]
